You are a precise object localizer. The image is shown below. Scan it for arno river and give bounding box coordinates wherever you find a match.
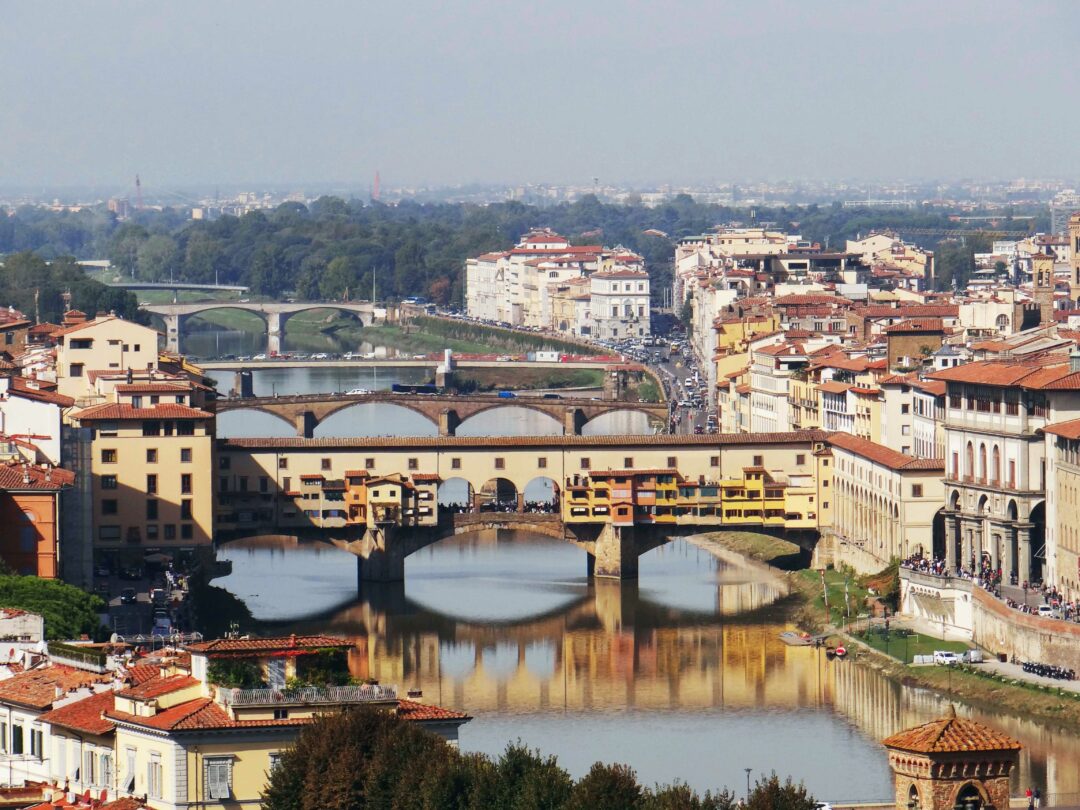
[200,343,1080,803]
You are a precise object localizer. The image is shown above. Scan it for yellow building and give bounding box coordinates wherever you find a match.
[54,312,162,402]
[70,400,214,567]
[1045,419,1080,600]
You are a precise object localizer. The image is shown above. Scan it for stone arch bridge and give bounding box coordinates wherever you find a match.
[142,301,381,354]
[214,391,670,437]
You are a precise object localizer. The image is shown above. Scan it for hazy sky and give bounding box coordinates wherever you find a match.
[2,0,1077,190]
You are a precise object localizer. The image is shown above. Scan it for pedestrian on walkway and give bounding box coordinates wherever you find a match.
[1026,787,1033,810]
[1034,788,1041,808]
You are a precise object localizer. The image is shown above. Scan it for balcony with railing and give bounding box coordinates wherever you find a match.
[217,684,398,708]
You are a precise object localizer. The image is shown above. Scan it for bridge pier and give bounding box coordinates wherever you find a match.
[163,313,181,354]
[439,409,460,437]
[356,526,407,583]
[563,407,587,435]
[591,523,640,580]
[295,410,317,438]
[267,311,283,356]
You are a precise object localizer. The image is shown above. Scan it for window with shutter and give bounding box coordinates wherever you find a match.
[124,748,136,793]
[206,759,232,800]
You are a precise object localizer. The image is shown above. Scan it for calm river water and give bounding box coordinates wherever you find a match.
[208,533,1080,803]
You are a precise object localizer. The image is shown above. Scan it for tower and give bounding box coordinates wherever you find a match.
[1032,251,1055,326]
[135,174,143,211]
[372,171,381,202]
[1069,212,1080,304]
[882,705,1020,810]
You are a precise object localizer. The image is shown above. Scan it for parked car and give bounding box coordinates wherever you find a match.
[933,650,961,666]
[1037,604,1057,618]
[119,588,137,605]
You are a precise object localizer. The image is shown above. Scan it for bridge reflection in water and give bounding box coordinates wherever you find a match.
[216,531,1080,801]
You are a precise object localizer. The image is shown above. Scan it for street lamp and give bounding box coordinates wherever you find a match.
[744,768,752,800]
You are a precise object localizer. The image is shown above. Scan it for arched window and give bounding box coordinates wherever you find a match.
[995,313,1009,332]
[979,443,987,483]
[992,445,1001,485]
[965,442,974,478]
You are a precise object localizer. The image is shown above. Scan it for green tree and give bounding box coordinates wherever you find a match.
[565,762,643,810]
[185,231,226,284]
[745,774,817,810]
[136,234,179,281]
[0,575,105,640]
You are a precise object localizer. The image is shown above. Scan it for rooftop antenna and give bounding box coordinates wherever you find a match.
[135,174,143,211]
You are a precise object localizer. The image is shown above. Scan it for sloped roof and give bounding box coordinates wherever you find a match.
[73,403,213,421]
[882,705,1021,754]
[829,433,943,472]
[116,674,199,700]
[38,688,116,736]
[185,634,349,656]
[930,361,1080,390]
[0,664,110,709]
[0,462,75,491]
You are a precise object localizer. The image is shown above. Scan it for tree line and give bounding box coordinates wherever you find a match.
[263,706,819,810]
[1,197,1046,307]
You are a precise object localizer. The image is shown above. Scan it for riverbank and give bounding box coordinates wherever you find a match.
[696,530,1080,731]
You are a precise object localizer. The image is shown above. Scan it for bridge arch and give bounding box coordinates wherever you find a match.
[278,305,373,347]
[174,306,270,356]
[216,407,297,439]
[314,402,439,438]
[581,408,665,435]
[455,405,563,437]
[477,477,519,512]
[522,476,560,513]
[438,477,473,512]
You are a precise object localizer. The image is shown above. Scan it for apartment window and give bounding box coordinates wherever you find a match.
[146,448,158,464]
[365,458,375,470]
[180,499,193,520]
[0,721,6,753]
[259,476,269,493]
[239,476,248,493]
[494,458,505,470]
[901,425,911,436]
[101,754,113,789]
[753,455,763,466]
[321,458,331,471]
[148,753,163,800]
[124,748,136,794]
[1008,460,1016,488]
[796,454,806,465]
[69,363,84,377]
[177,420,195,436]
[101,499,118,516]
[102,475,118,490]
[181,447,192,463]
[710,456,720,467]
[667,456,677,467]
[101,449,117,464]
[624,457,634,468]
[408,458,418,470]
[146,474,157,494]
[823,501,830,509]
[581,457,591,470]
[277,457,287,470]
[451,458,461,470]
[273,708,289,720]
[10,725,22,755]
[949,392,961,409]
[181,523,193,539]
[181,473,192,494]
[142,421,160,437]
[205,757,233,800]
[164,524,176,540]
[98,526,121,541]
[912,484,923,498]
[282,476,291,491]
[146,500,158,520]
[269,753,282,773]
[30,727,41,758]
[219,476,229,494]
[98,422,119,437]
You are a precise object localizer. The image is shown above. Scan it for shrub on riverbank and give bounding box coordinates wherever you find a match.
[262,707,819,810]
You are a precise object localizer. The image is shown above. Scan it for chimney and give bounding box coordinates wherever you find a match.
[126,368,133,385]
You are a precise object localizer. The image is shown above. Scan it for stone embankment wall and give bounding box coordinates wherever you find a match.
[900,569,1080,671]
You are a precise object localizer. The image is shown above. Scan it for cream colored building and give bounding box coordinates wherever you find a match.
[53,312,161,402]
[1044,419,1080,600]
[828,433,944,572]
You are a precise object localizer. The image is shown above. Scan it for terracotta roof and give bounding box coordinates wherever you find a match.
[125,664,160,685]
[589,468,679,478]
[829,433,943,472]
[396,699,470,722]
[883,318,945,333]
[882,705,1021,754]
[344,470,370,478]
[0,664,110,709]
[859,305,959,318]
[38,689,116,736]
[817,381,852,395]
[116,674,199,700]
[912,379,946,396]
[73,402,212,421]
[0,462,75,491]
[27,322,61,336]
[114,383,190,394]
[5,377,75,407]
[1044,419,1080,440]
[185,634,350,656]
[411,473,440,482]
[930,361,1080,390]
[221,431,831,451]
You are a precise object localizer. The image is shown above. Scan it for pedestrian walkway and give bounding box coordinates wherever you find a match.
[979,659,1080,693]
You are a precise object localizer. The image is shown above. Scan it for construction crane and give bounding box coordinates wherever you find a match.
[135,174,143,210]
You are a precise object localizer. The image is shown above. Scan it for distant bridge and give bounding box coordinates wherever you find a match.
[213,391,670,437]
[142,300,383,354]
[111,282,251,293]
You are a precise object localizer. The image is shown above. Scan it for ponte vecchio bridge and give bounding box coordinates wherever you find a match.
[214,391,670,437]
[216,430,831,581]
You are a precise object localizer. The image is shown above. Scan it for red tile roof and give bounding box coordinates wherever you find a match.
[74,403,212,420]
[829,433,943,472]
[1044,419,1080,440]
[396,699,470,722]
[883,318,945,333]
[0,665,110,709]
[0,462,75,491]
[38,689,115,735]
[125,664,160,685]
[411,473,440,482]
[816,381,851,395]
[882,705,1021,754]
[5,377,75,407]
[930,361,1080,390]
[114,383,190,394]
[185,634,350,656]
[116,674,199,700]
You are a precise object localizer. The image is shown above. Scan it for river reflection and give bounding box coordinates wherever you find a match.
[208,531,1080,801]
